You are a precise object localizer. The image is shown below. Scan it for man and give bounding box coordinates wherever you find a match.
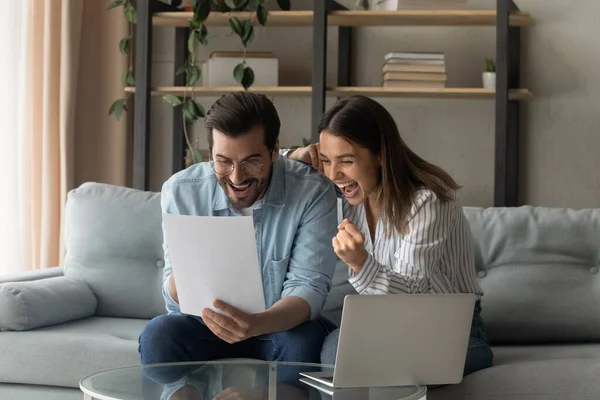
[139,92,338,382]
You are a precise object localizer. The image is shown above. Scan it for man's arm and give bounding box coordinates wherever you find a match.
[266,178,339,328]
[160,179,182,313]
[252,296,310,336]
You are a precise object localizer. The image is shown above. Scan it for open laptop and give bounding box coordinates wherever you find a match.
[300,293,476,389]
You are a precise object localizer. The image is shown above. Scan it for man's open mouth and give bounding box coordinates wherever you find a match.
[229,180,255,197]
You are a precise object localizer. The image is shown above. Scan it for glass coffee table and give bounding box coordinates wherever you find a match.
[80,361,427,400]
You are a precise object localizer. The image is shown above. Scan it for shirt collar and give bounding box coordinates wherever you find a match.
[212,156,285,211]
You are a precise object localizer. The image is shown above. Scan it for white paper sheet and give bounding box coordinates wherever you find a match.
[162,213,266,316]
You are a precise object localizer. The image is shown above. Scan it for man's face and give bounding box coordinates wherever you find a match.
[211,125,278,209]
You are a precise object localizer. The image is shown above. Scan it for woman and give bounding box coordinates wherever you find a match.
[288,95,493,376]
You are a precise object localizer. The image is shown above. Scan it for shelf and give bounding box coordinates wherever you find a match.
[152,10,534,28]
[331,87,534,100]
[125,86,311,96]
[153,11,312,27]
[125,86,534,101]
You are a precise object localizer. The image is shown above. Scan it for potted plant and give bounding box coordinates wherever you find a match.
[107,0,291,165]
[482,57,496,89]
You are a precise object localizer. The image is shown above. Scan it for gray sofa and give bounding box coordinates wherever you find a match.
[1,182,599,400]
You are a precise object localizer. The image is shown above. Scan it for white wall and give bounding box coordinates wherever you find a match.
[148,0,600,209]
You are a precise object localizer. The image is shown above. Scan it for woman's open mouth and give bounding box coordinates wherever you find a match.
[338,181,359,198]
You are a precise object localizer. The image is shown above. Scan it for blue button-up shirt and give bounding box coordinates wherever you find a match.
[160,156,339,320]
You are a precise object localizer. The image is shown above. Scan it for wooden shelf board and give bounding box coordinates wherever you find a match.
[124,86,312,96]
[125,86,533,100]
[152,11,313,27]
[329,10,534,27]
[152,10,534,28]
[330,87,534,100]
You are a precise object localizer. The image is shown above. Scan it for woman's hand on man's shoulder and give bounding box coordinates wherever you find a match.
[288,143,322,173]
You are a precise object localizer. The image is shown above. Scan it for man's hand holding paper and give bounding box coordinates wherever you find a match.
[201,300,259,344]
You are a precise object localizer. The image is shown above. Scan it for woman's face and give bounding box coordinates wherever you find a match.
[319,130,380,205]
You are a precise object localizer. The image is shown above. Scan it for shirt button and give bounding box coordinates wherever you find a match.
[156,260,165,268]
[590,266,599,274]
[477,270,487,278]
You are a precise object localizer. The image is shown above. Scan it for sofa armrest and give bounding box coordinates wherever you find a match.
[0,266,64,284]
[0,276,97,331]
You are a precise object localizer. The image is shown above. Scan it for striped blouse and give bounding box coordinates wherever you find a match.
[345,189,483,297]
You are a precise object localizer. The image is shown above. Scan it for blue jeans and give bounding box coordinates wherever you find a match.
[139,313,335,385]
[320,300,494,376]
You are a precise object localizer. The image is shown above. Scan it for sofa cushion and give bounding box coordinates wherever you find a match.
[463,206,600,344]
[0,276,96,331]
[0,316,146,388]
[492,344,600,365]
[428,357,600,400]
[63,182,166,319]
[0,384,81,400]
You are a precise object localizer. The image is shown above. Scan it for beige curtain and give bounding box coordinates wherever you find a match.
[19,0,129,271]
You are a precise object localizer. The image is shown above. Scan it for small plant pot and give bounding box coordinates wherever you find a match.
[482,72,496,89]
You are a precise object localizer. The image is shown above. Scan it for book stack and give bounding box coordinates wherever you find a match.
[381,52,447,89]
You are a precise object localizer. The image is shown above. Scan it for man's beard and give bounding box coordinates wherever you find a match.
[218,165,272,209]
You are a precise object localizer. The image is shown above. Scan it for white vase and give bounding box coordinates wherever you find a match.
[482,72,496,89]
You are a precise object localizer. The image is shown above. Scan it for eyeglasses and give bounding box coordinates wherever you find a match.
[211,159,264,176]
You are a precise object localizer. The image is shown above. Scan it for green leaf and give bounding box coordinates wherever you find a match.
[108,100,118,115]
[183,108,195,124]
[186,65,201,86]
[183,98,205,123]
[241,22,255,47]
[124,2,137,24]
[122,68,135,86]
[107,0,125,10]
[191,148,204,163]
[211,0,230,12]
[233,63,246,84]
[194,0,212,21]
[108,99,127,121]
[225,0,239,9]
[190,99,206,118]
[190,17,201,30]
[188,31,196,53]
[187,147,204,164]
[276,0,291,11]
[119,37,130,54]
[162,94,183,107]
[248,0,260,9]
[256,5,267,25]
[127,68,136,85]
[242,66,255,90]
[196,24,208,45]
[176,63,189,76]
[229,17,244,36]
[485,57,496,72]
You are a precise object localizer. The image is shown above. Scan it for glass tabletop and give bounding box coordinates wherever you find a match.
[80,361,427,400]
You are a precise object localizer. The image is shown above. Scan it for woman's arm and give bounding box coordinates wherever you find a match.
[348,191,457,295]
[283,143,322,172]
